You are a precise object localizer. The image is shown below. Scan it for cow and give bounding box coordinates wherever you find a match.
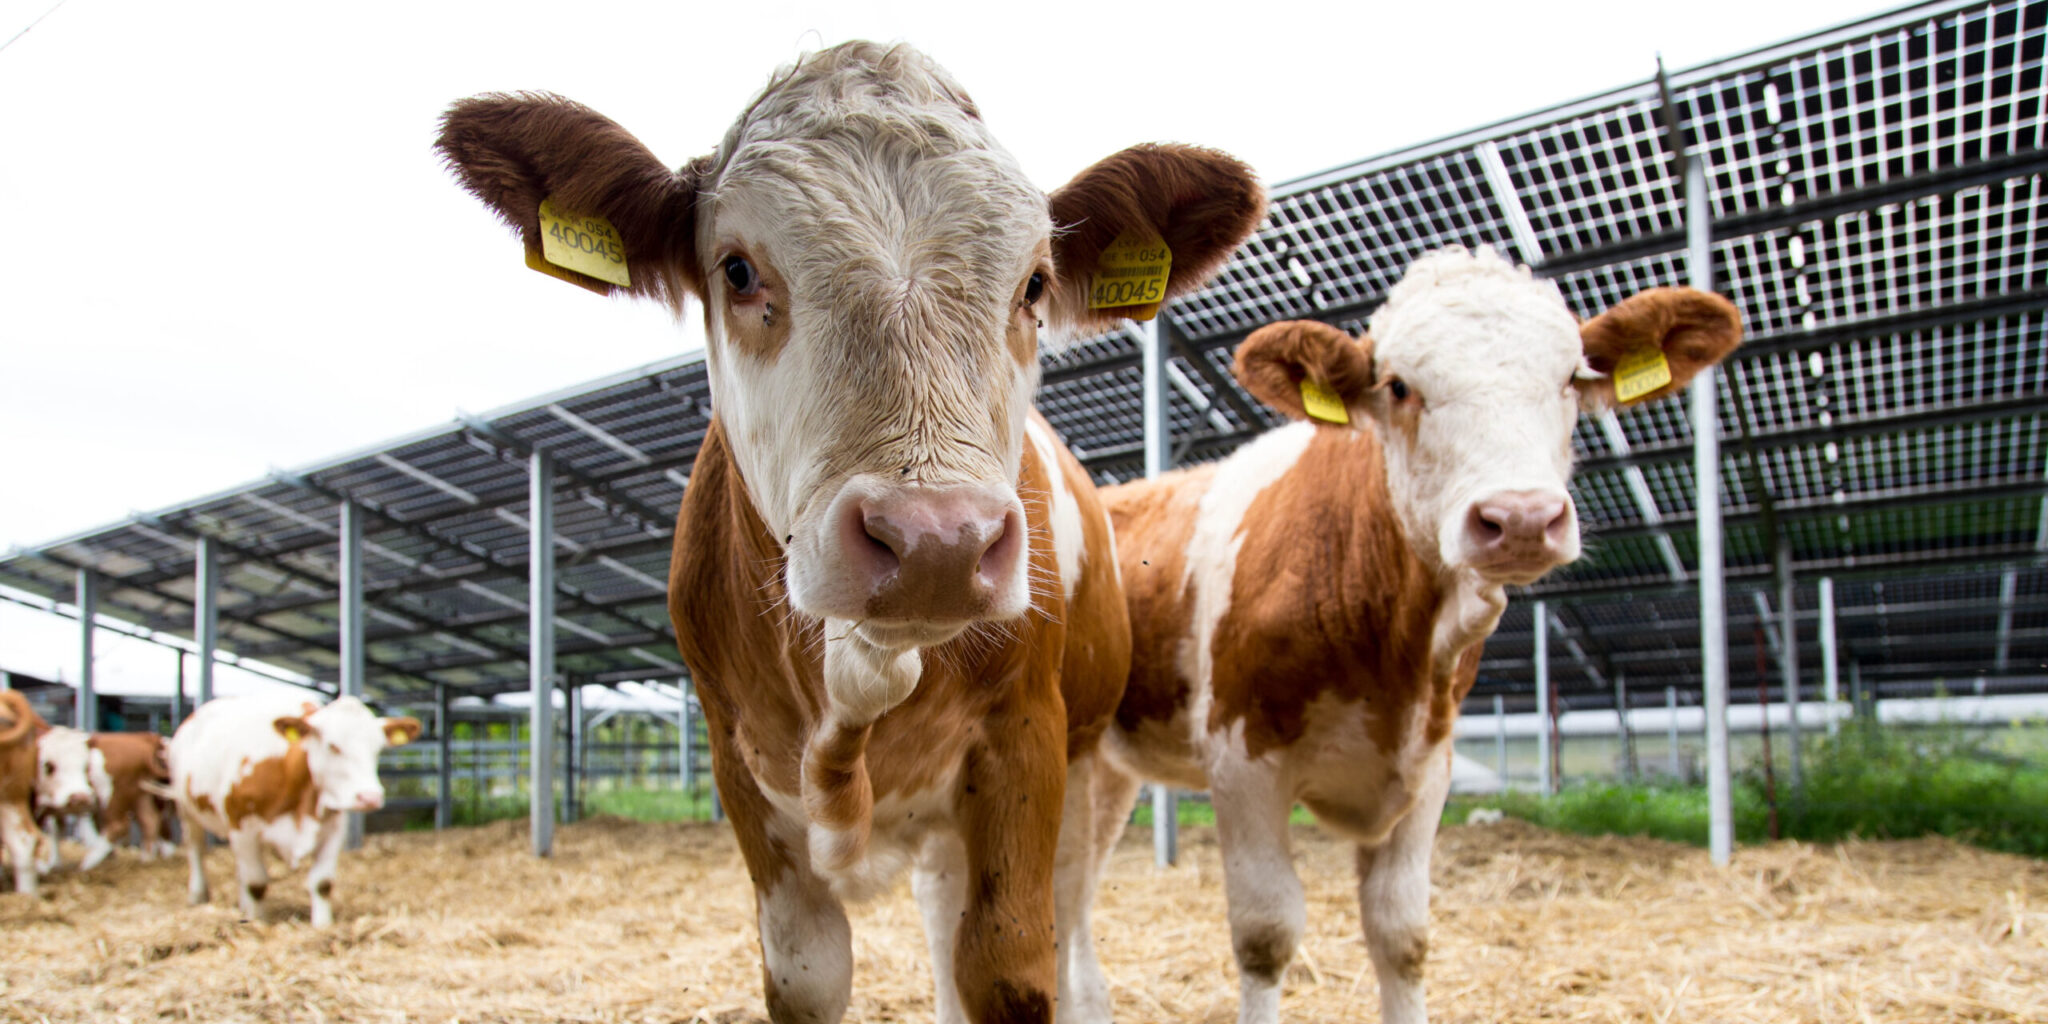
[35,727,176,871]
[436,40,1263,1024]
[1093,245,1741,1024]
[0,690,51,895]
[158,695,421,926]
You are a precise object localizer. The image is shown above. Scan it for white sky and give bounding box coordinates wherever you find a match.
[0,0,1889,695]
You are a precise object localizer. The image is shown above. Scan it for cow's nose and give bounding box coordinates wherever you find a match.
[1466,490,1572,565]
[353,792,384,812]
[63,794,92,814]
[841,486,1022,620]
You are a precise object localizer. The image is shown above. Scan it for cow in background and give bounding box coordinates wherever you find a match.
[437,40,1262,1023]
[158,695,420,926]
[0,690,51,895]
[36,727,175,871]
[1096,246,1741,1024]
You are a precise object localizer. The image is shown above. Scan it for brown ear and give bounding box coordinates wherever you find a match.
[1233,320,1374,422]
[381,717,424,748]
[436,93,706,310]
[1577,287,1743,407]
[1047,143,1265,330]
[272,716,314,743]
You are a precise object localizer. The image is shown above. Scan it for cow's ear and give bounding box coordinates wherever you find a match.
[381,717,424,748]
[1046,144,1265,331]
[272,716,314,744]
[1576,287,1742,410]
[437,93,708,311]
[1234,320,1374,424]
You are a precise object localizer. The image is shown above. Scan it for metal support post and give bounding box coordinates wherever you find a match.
[194,534,219,706]
[172,652,187,727]
[565,683,583,824]
[1140,315,1178,866]
[339,501,367,850]
[1614,670,1635,783]
[1776,537,1802,791]
[435,685,453,831]
[1534,600,1553,796]
[1688,153,1734,867]
[678,680,695,792]
[1492,694,1508,786]
[76,568,96,730]
[1819,577,1840,737]
[529,450,557,857]
[1666,685,1681,780]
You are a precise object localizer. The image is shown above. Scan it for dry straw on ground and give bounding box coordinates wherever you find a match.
[2,816,2043,1023]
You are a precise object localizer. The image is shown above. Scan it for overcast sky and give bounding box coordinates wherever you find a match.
[0,0,1888,694]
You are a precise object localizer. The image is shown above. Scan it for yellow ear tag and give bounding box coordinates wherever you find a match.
[1088,227,1172,321]
[1612,347,1673,405]
[1299,378,1350,424]
[385,726,412,747]
[283,727,301,743]
[536,197,630,289]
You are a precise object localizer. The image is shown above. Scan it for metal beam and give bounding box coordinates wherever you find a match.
[1686,153,1733,869]
[339,500,367,851]
[1141,316,1177,867]
[435,684,453,831]
[194,534,219,705]
[1819,577,1840,737]
[1776,537,1802,791]
[76,568,96,730]
[529,450,557,858]
[1534,599,1553,797]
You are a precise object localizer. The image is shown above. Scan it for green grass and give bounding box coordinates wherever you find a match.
[1454,718,2048,857]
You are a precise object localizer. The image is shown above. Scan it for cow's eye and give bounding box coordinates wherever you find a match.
[1388,378,1411,402]
[43,763,54,776]
[1022,271,1046,306]
[723,255,762,298]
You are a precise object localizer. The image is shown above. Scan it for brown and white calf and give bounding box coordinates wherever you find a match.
[1,690,51,895]
[437,41,1262,1023]
[159,695,420,925]
[36,727,175,871]
[1096,246,1741,1024]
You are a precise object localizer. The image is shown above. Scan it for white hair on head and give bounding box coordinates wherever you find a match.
[1369,244,1569,341]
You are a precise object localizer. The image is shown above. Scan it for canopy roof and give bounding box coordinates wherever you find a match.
[3,0,2041,710]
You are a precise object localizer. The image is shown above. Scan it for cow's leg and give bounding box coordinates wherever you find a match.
[179,808,210,905]
[77,812,114,870]
[1087,751,1142,879]
[1,803,38,896]
[755,850,854,1023]
[1213,766,1303,1024]
[34,813,61,874]
[954,713,1064,1024]
[133,796,165,862]
[1054,751,1112,1024]
[912,832,970,1024]
[227,823,270,922]
[1355,753,1450,1024]
[306,815,347,927]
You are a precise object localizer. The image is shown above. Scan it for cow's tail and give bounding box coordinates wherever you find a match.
[0,691,44,747]
[138,780,178,802]
[800,719,875,872]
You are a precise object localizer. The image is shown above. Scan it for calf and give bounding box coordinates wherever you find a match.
[161,695,420,926]
[437,40,1262,1023]
[36,727,175,871]
[1096,246,1741,1024]
[1,690,51,895]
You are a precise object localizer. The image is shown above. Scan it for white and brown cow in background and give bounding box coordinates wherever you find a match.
[35,726,175,871]
[1096,246,1741,1024]
[437,41,1263,1024]
[0,690,51,895]
[159,695,420,926]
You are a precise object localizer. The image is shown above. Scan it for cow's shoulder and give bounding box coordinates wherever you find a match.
[223,745,318,827]
[1208,425,1442,759]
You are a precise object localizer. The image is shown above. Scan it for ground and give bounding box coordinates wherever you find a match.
[2,817,2043,1023]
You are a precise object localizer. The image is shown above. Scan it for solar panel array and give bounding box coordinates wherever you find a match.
[1,0,2040,709]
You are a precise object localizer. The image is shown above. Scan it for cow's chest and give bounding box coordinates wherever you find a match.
[757,765,962,903]
[1254,692,1446,848]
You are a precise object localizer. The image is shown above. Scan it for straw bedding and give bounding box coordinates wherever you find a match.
[2,815,2042,1023]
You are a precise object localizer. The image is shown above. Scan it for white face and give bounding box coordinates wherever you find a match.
[36,726,93,813]
[697,48,1048,646]
[299,698,397,815]
[1366,247,1589,585]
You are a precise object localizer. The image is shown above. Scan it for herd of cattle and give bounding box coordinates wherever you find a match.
[1,39,1742,1024]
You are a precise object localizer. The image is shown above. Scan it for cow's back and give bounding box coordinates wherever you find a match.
[168,697,302,823]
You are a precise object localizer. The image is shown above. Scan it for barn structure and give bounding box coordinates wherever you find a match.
[1,0,2041,863]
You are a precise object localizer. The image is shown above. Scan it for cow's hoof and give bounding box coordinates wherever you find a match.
[80,847,112,871]
[187,889,209,906]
